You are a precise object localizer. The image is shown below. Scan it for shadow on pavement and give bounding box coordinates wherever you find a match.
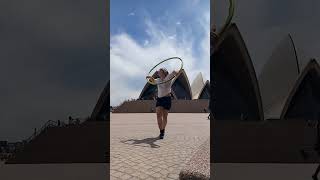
[121,137,161,148]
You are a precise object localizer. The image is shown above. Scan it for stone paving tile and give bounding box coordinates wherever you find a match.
[110,113,209,180]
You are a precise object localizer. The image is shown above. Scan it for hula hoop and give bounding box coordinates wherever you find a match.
[217,0,235,36]
[146,57,183,85]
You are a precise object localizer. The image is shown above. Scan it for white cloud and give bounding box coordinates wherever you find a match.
[191,0,201,5]
[110,11,209,106]
[168,35,176,40]
[176,21,181,25]
[143,40,149,46]
[128,12,135,16]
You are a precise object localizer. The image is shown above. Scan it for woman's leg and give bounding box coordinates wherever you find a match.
[156,107,163,130]
[162,109,168,131]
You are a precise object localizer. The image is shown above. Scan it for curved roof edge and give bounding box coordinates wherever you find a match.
[174,69,193,99]
[139,70,160,99]
[216,23,264,120]
[196,80,210,99]
[193,80,210,99]
[90,81,110,120]
[139,79,152,99]
[280,59,320,119]
[288,34,300,74]
[191,72,205,99]
[259,34,299,120]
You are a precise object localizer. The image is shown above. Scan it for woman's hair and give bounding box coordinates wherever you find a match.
[159,68,169,76]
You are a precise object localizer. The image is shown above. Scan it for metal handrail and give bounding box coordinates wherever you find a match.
[24,120,60,144]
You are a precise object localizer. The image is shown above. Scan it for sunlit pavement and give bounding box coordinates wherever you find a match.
[110,113,210,180]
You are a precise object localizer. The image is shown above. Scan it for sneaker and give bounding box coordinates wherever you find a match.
[159,133,164,139]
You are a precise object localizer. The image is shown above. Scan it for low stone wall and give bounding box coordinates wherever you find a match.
[113,100,209,113]
[6,121,108,164]
[212,119,319,163]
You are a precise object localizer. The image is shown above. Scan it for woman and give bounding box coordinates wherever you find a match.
[146,68,180,139]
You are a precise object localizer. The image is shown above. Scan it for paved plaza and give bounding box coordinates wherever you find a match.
[110,113,210,180]
[0,162,107,180]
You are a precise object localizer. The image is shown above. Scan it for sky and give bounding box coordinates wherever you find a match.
[110,0,210,106]
[0,0,109,141]
[213,0,320,75]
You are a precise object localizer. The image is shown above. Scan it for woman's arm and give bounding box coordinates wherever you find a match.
[146,76,160,84]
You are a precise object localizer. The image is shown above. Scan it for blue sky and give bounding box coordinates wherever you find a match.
[110,0,210,106]
[0,0,107,141]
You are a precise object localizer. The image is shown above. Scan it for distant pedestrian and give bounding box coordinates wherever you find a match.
[68,116,73,124]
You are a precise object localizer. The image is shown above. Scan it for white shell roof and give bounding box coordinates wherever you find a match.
[258,34,299,119]
[191,73,205,99]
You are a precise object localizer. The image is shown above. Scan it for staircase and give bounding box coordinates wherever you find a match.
[6,121,108,164]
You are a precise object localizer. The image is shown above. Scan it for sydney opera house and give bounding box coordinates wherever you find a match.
[212,23,319,121]
[211,23,320,163]
[113,70,210,113]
